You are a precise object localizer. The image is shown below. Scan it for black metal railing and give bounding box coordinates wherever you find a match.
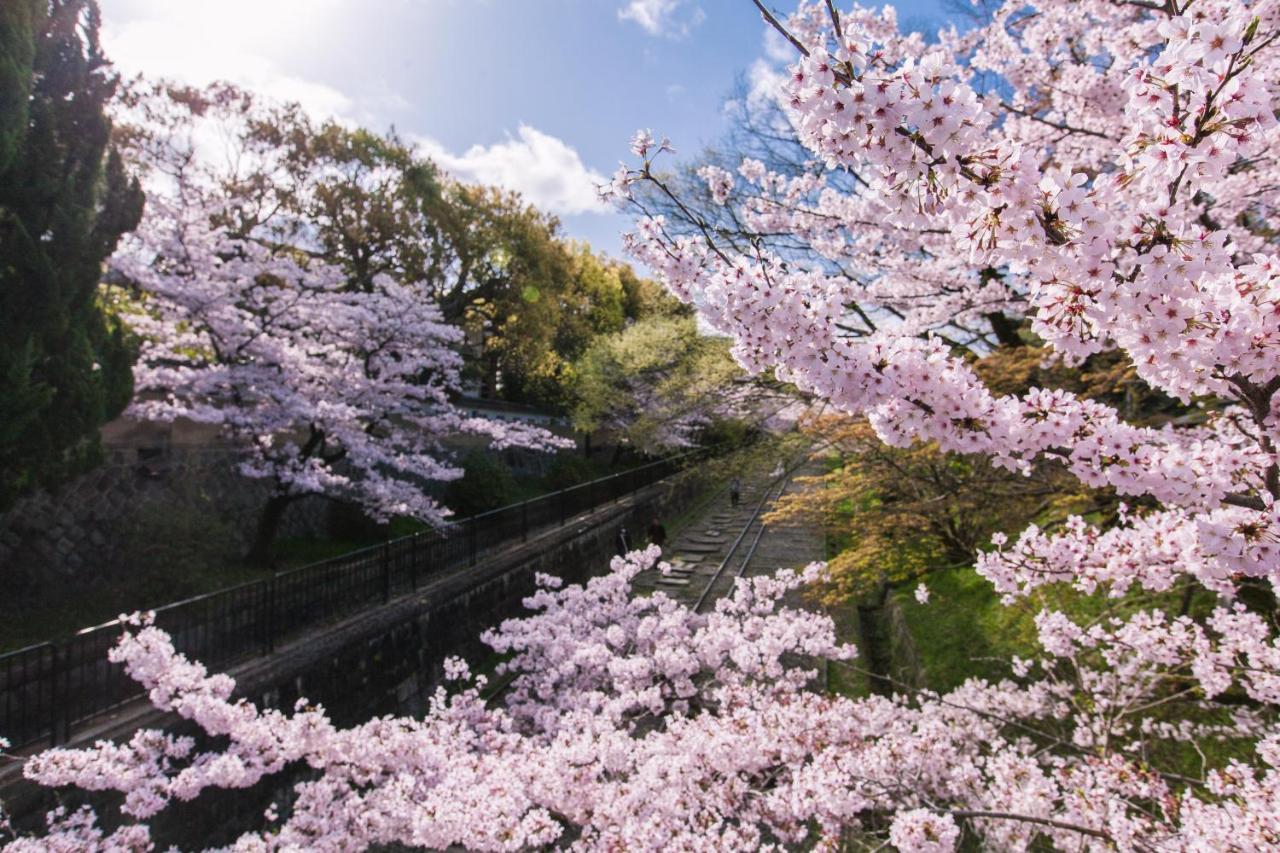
[0,451,702,750]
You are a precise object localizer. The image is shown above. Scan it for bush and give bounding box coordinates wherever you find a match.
[443,451,520,517]
[541,453,599,492]
[698,417,758,451]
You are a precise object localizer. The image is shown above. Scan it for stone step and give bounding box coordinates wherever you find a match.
[675,543,721,554]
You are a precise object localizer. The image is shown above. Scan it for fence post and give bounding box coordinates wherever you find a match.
[522,500,529,542]
[266,576,278,654]
[410,533,418,590]
[49,641,63,747]
[560,489,567,526]
[469,521,478,566]
[382,542,391,603]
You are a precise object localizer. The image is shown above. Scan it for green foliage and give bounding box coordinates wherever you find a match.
[541,453,600,492]
[120,85,672,416]
[617,260,688,322]
[892,567,1036,692]
[443,451,521,517]
[0,0,143,508]
[771,415,1085,603]
[894,568,1227,725]
[571,316,744,452]
[698,417,759,451]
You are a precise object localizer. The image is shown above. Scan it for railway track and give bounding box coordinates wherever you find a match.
[690,471,793,612]
[482,461,815,706]
[634,460,807,614]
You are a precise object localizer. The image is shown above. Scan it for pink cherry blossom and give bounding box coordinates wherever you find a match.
[110,87,569,529]
[6,3,1280,849]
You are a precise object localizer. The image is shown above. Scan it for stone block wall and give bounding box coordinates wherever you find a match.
[0,441,329,596]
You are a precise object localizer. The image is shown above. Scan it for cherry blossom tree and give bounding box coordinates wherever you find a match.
[614,0,1280,587]
[5,1,1280,849]
[110,85,568,562]
[5,546,1280,850]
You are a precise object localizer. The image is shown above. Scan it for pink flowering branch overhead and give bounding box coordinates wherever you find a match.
[610,0,1280,587]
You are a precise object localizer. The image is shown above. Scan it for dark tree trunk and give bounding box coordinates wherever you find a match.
[985,312,1026,348]
[481,351,499,399]
[246,494,296,566]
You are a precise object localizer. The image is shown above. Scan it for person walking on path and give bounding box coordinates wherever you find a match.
[647,517,667,549]
[729,476,741,507]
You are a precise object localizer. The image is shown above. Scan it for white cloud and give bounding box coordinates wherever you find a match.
[101,0,359,120]
[618,0,705,38]
[763,26,797,63]
[101,2,610,218]
[415,126,609,217]
[746,58,787,108]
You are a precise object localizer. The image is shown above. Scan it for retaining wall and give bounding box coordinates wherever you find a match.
[0,465,714,847]
[0,441,329,596]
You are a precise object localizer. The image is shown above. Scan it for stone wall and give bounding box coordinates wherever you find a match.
[0,413,588,595]
[0,418,330,595]
[856,592,926,695]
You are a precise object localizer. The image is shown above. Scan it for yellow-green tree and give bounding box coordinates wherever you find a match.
[769,344,1182,603]
[118,82,670,413]
[571,316,748,453]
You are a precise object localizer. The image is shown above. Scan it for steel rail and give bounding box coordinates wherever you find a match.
[693,468,794,613]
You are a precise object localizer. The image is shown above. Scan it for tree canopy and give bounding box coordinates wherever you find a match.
[117,81,672,413]
[571,315,746,452]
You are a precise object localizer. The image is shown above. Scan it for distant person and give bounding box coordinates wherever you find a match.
[729,477,741,507]
[647,517,667,549]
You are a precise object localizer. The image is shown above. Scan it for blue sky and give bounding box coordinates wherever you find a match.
[100,0,956,259]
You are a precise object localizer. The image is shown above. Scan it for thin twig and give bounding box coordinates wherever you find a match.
[949,809,1114,842]
[753,0,811,58]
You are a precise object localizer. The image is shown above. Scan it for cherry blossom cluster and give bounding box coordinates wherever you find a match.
[590,1,1280,844]
[111,87,568,525]
[614,0,1280,589]
[7,547,1280,850]
[116,196,561,523]
[976,500,1280,601]
[482,548,852,731]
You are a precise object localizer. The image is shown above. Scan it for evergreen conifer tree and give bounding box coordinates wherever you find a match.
[0,0,143,507]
